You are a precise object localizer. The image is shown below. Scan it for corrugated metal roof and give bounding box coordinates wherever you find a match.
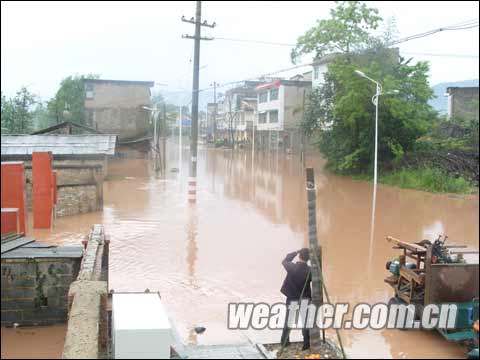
[1,135,117,156]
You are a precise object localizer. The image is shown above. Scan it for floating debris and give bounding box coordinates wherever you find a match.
[194,326,206,334]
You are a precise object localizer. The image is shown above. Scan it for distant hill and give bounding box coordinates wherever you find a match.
[429,79,479,114]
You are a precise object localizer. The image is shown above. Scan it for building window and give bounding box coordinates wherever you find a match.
[259,92,268,103]
[314,66,319,80]
[269,110,278,123]
[258,112,267,124]
[269,88,279,101]
[85,83,94,99]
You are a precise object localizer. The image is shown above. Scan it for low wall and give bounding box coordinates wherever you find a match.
[23,161,104,217]
[1,257,81,327]
[63,224,109,359]
[57,185,98,217]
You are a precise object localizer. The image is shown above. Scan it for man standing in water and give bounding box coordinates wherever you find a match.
[280,248,312,350]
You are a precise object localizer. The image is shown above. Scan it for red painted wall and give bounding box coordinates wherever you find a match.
[1,162,27,234]
[32,152,54,229]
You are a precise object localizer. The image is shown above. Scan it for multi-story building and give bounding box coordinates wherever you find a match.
[254,79,311,153]
[311,53,338,89]
[83,79,154,142]
[223,81,264,144]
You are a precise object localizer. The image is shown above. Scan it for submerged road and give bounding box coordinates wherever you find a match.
[3,141,479,359]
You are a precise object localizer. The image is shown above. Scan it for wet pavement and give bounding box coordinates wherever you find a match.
[2,141,479,359]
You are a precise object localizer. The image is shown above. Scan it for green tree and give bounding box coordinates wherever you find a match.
[47,73,99,125]
[1,87,37,134]
[304,50,436,173]
[1,92,14,133]
[32,102,55,131]
[297,1,437,173]
[291,1,382,63]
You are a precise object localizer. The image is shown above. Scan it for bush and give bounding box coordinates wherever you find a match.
[380,167,473,194]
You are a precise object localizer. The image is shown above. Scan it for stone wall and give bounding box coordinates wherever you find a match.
[57,185,98,217]
[22,160,104,217]
[1,258,81,327]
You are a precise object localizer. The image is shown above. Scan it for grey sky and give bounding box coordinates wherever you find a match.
[1,1,479,103]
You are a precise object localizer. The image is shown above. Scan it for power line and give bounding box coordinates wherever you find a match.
[214,37,295,47]
[185,18,480,97]
[401,51,479,59]
[390,19,479,45]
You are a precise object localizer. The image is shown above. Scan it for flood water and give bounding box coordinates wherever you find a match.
[2,140,479,359]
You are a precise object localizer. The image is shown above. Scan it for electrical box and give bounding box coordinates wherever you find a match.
[112,293,174,359]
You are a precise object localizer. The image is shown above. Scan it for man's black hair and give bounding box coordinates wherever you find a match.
[299,248,310,262]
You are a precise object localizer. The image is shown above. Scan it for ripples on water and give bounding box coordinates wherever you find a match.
[18,143,479,358]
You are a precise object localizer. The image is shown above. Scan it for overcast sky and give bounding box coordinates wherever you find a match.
[1,1,479,102]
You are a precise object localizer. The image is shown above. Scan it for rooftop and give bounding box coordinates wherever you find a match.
[255,79,312,92]
[1,134,117,156]
[83,79,155,87]
[1,233,83,259]
[446,86,479,92]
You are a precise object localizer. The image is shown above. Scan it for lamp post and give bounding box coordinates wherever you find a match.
[355,70,382,187]
[355,70,399,269]
[355,70,399,186]
[143,105,161,173]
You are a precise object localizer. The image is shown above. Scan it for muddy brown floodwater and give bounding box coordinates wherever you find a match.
[2,140,479,359]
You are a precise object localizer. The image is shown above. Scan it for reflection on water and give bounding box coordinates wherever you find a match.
[5,140,479,359]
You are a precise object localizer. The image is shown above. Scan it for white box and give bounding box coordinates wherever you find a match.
[112,293,174,359]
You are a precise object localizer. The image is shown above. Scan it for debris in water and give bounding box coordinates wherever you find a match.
[194,326,206,334]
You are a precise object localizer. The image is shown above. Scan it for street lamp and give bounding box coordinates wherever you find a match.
[355,70,399,273]
[355,70,383,187]
[355,70,399,187]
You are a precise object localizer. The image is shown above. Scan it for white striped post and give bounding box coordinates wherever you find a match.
[188,176,197,204]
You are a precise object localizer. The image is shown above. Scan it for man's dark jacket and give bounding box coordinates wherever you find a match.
[280,251,312,300]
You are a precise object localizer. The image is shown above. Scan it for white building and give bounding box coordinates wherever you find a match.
[311,53,338,89]
[223,81,264,144]
[255,79,311,152]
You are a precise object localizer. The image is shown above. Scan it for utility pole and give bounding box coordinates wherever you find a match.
[182,1,215,204]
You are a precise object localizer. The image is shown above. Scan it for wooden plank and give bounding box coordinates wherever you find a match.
[387,236,427,253]
[449,250,479,255]
[400,267,425,285]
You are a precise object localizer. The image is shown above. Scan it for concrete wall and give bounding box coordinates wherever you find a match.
[283,85,310,130]
[85,82,151,141]
[1,258,81,327]
[63,225,109,359]
[448,87,479,121]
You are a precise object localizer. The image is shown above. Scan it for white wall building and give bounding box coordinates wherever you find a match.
[311,54,338,89]
[255,80,311,132]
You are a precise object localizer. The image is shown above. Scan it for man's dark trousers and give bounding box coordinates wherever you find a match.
[280,298,310,349]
